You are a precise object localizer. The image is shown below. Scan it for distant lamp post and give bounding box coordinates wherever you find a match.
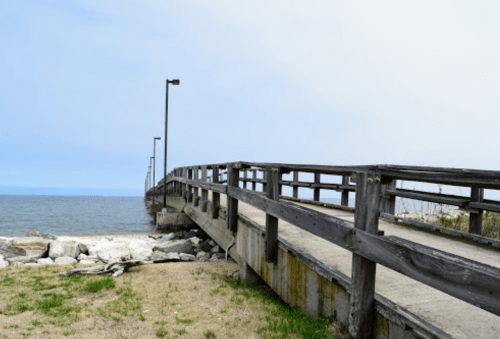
[163,79,180,209]
[151,137,161,206]
[153,137,161,189]
[150,157,154,189]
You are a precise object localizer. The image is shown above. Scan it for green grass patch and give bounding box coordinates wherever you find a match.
[82,277,115,293]
[223,276,339,339]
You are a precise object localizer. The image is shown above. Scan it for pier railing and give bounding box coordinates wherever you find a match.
[146,162,500,338]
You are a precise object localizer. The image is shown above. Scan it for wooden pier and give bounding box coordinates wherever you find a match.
[146,162,500,339]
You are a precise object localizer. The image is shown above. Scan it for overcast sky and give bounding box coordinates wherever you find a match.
[1,1,499,196]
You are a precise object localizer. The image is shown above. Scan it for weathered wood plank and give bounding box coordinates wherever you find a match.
[243,169,248,189]
[265,167,280,263]
[378,168,500,189]
[313,173,321,202]
[212,166,221,219]
[227,165,240,232]
[201,166,208,212]
[281,196,355,212]
[341,175,350,206]
[469,188,484,235]
[380,212,500,247]
[187,169,193,202]
[193,166,199,206]
[186,180,227,194]
[292,171,299,198]
[182,168,187,199]
[252,169,257,191]
[380,180,396,214]
[469,201,500,213]
[385,188,469,207]
[349,172,382,339]
[262,170,267,193]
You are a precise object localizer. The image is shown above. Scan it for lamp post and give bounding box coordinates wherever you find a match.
[150,157,154,189]
[163,79,180,209]
[153,137,161,190]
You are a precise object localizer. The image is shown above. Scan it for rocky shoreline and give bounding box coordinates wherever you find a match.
[395,208,469,224]
[0,229,230,270]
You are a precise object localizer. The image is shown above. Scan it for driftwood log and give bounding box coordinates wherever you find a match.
[58,255,151,278]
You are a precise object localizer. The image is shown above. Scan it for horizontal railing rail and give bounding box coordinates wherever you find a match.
[146,161,500,338]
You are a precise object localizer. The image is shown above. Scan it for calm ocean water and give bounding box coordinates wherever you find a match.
[0,195,155,237]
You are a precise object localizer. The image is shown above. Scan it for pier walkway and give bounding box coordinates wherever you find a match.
[146,162,500,339]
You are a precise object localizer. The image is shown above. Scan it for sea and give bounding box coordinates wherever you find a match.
[0,194,448,237]
[0,195,156,237]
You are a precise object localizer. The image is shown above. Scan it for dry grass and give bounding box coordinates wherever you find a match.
[432,211,500,240]
[0,260,344,339]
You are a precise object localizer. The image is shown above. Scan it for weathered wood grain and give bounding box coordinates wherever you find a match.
[201,166,208,212]
[349,172,382,339]
[384,188,469,207]
[212,166,221,219]
[341,175,350,206]
[469,188,484,235]
[265,167,280,263]
[193,166,199,206]
[227,165,240,232]
[292,171,299,198]
[313,172,321,202]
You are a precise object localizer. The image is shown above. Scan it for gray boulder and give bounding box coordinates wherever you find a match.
[0,237,50,259]
[184,230,197,240]
[210,253,226,261]
[196,251,210,261]
[179,253,196,261]
[151,251,180,261]
[37,258,55,265]
[198,241,213,253]
[8,256,37,264]
[55,257,78,265]
[0,254,8,269]
[211,246,220,253]
[188,237,201,246]
[49,240,87,259]
[153,239,195,254]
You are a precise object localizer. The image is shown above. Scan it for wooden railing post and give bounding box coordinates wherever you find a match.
[262,170,267,193]
[193,166,199,206]
[212,166,220,219]
[227,164,240,232]
[265,166,281,263]
[186,168,193,202]
[292,171,299,198]
[252,170,257,191]
[341,175,350,206]
[182,168,187,200]
[349,171,382,339]
[243,169,248,189]
[470,187,484,235]
[313,172,320,201]
[176,169,180,195]
[380,179,396,214]
[201,166,208,212]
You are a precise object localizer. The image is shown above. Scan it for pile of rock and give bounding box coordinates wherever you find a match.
[395,208,468,224]
[0,229,228,269]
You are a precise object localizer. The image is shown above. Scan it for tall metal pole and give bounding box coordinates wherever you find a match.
[163,80,169,209]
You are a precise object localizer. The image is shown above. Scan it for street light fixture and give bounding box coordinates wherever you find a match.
[163,79,180,209]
